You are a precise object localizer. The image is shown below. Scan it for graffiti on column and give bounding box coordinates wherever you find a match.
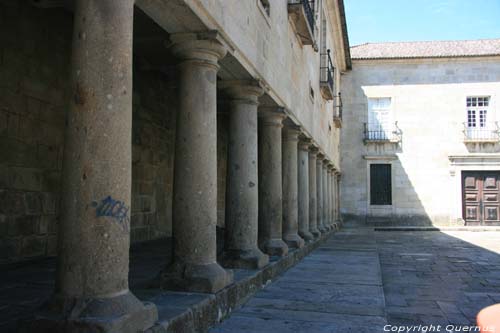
[91,196,130,231]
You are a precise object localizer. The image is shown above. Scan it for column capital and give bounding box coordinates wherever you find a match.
[309,145,319,155]
[316,153,325,163]
[298,136,312,151]
[219,80,264,105]
[283,125,301,141]
[258,107,287,127]
[170,31,227,67]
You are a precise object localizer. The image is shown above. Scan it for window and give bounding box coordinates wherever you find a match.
[370,164,392,205]
[367,98,392,140]
[466,96,490,128]
[465,96,493,140]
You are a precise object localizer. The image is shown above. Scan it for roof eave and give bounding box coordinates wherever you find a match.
[352,54,500,61]
[337,0,352,70]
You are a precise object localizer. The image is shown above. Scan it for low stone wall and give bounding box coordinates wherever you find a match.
[144,224,341,333]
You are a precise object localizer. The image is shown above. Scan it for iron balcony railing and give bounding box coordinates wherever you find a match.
[289,0,315,34]
[463,122,500,142]
[363,122,402,143]
[320,49,335,99]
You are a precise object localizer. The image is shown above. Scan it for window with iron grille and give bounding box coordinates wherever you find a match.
[370,164,392,205]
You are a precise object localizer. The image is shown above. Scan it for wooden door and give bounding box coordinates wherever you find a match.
[462,171,500,226]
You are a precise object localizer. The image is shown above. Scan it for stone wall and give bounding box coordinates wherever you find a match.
[340,57,500,225]
[0,2,71,263]
[0,2,208,263]
[131,68,177,243]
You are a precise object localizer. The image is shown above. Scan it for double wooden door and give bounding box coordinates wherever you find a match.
[462,171,500,225]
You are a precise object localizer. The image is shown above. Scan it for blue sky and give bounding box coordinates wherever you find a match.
[344,0,500,46]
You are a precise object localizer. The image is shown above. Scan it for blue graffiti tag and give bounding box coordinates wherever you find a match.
[91,196,130,230]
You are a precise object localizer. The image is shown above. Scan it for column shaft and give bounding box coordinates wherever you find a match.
[335,174,341,222]
[282,127,305,249]
[258,110,289,256]
[298,140,314,242]
[308,148,320,238]
[222,82,269,269]
[322,163,330,230]
[327,168,332,228]
[163,33,232,293]
[36,1,157,331]
[316,156,326,233]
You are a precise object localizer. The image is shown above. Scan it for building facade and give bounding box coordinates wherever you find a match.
[0,0,349,331]
[341,39,500,226]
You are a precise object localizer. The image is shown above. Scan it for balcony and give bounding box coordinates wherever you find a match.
[463,122,500,143]
[320,49,335,100]
[333,92,342,128]
[288,0,315,46]
[363,122,402,144]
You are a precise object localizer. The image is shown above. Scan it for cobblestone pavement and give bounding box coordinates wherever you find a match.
[211,225,500,333]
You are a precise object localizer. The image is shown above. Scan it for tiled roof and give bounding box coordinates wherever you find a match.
[350,39,500,60]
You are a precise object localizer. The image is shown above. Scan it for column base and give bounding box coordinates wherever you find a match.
[310,229,321,238]
[20,291,157,333]
[318,224,328,233]
[284,234,305,249]
[299,230,315,242]
[260,238,289,257]
[222,248,269,269]
[161,261,233,293]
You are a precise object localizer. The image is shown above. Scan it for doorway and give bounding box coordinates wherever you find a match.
[462,171,500,225]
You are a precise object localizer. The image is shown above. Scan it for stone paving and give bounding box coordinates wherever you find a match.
[0,239,171,333]
[210,226,388,332]
[211,224,500,332]
[378,230,500,327]
[2,225,500,332]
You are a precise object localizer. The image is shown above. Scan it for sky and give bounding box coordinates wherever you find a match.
[344,0,500,46]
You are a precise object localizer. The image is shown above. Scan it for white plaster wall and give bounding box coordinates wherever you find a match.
[340,57,500,224]
[187,0,345,165]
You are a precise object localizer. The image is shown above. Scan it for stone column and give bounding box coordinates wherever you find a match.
[297,138,314,242]
[30,1,157,331]
[308,147,321,238]
[162,32,232,293]
[328,165,334,229]
[258,109,289,256]
[322,161,330,231]
[220,81,269,269]
[316,154,326,233]
[281,126,305,249]
[330,164,335,225]
[325,166,331,229]
[332,167,338,225]
[335,173,342,223]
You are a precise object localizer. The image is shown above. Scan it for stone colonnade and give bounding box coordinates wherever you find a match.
[35,1,341,330]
